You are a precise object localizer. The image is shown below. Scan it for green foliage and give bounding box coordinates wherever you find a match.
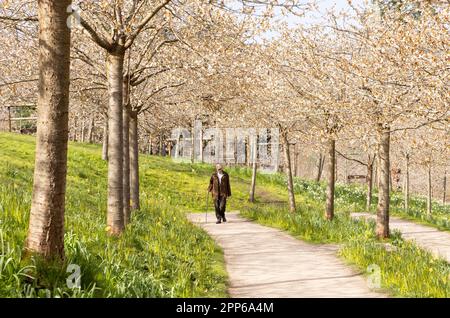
[390,192,450,232]
[241,204,450,297]
[1,133,448,298]
[261,171,450,230]
[340,239,450,297]
[0,133,227,298]
[240,171,450,298]
[242,201,376,244]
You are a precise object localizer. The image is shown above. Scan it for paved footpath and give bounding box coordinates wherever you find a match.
[188,212,384,298]
[352,213,450,262]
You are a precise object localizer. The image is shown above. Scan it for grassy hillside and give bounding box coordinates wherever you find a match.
[0,133,449,297]
[0,133,230,297]
[290,178,450,231]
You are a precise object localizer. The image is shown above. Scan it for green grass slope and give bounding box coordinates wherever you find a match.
[240,176,450,297]
[0,133,229,297]
[1,133,449,298]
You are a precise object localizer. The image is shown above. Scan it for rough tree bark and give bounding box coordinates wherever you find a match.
[168,141,172,157]
[77,0,170,234]
[316,153,325,182]
[106,52,125,235]
[7,106,12,132]
[335,156,338,183]
[443,170,447,205]
[249,139,257,203]
[374,159,378,190]
[122,79,131,225]
[376,124,390,239]
[26,0,72,259]
[366,155,375,212]
[245,137,250,167]
[282,130,296,213]
[81,120,85,142]
[148,136,152,155]
[325,139,335,220]
[102,115,108,161]
[199,129,203,162]
[130,111,140,211]
[87,116,94,143]
[404,153,409,212]
[191,124,195,163]
[427,163,432,216]
[73,117,78,141]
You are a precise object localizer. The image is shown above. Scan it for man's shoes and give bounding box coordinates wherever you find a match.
[222,217,227,222]
[216,220,222,224]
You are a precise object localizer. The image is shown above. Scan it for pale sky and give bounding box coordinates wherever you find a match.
[257,0,368,40]
[279,0,367,27]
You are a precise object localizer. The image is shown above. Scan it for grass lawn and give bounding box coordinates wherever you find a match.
[1,132,448,297]
[240,176,450,297]
[0,133,229,297]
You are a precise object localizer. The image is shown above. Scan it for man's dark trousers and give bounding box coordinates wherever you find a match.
[215,196,227,221]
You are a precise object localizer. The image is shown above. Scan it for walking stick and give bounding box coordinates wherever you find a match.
[205,190,210,223]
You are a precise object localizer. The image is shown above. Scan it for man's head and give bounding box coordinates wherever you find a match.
[216,163,223,173]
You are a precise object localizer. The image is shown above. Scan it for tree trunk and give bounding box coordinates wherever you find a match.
[199,127,203,163]
[106,52,125,235]
[80,120,85,142]
[73,117,78,141]
[249,140,257,203]
[389,168,393,194]
[427,163,432,216]
[246,137,250,167]
[325,139,335,220]
[26,0,71,259]
[162,139,167,156]
[122,106,131,225]
[373,159,378,190]
[168,141,172,157]
[7,106,12,132]
[130,112,140,211]
[282,131,296,212]
[122,79,131,225]
[366,157,374,212]
[148,136,152,155]
[87,116,94,143]
[316,153,325,182]
[404,153,409,212]
[443,170,447,205]
[334,155,338,183]
[376,124,390,239]
[191,125,195,163]
[293,145,298,177]
[102,115,108,161]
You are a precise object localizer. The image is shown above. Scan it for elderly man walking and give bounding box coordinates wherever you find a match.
[208,164,232,224]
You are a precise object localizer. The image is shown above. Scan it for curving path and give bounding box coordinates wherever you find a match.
[351,212,450,262]
[188,212,384,298]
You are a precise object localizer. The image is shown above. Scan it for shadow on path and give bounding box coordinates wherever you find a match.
[188,212,385,298]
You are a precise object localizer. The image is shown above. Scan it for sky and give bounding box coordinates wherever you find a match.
[280,0,367,27]
[255,0,368,40]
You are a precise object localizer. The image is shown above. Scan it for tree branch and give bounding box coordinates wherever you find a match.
[336,150,368,167]
[125,0,171,49]
[80,16,112,51]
